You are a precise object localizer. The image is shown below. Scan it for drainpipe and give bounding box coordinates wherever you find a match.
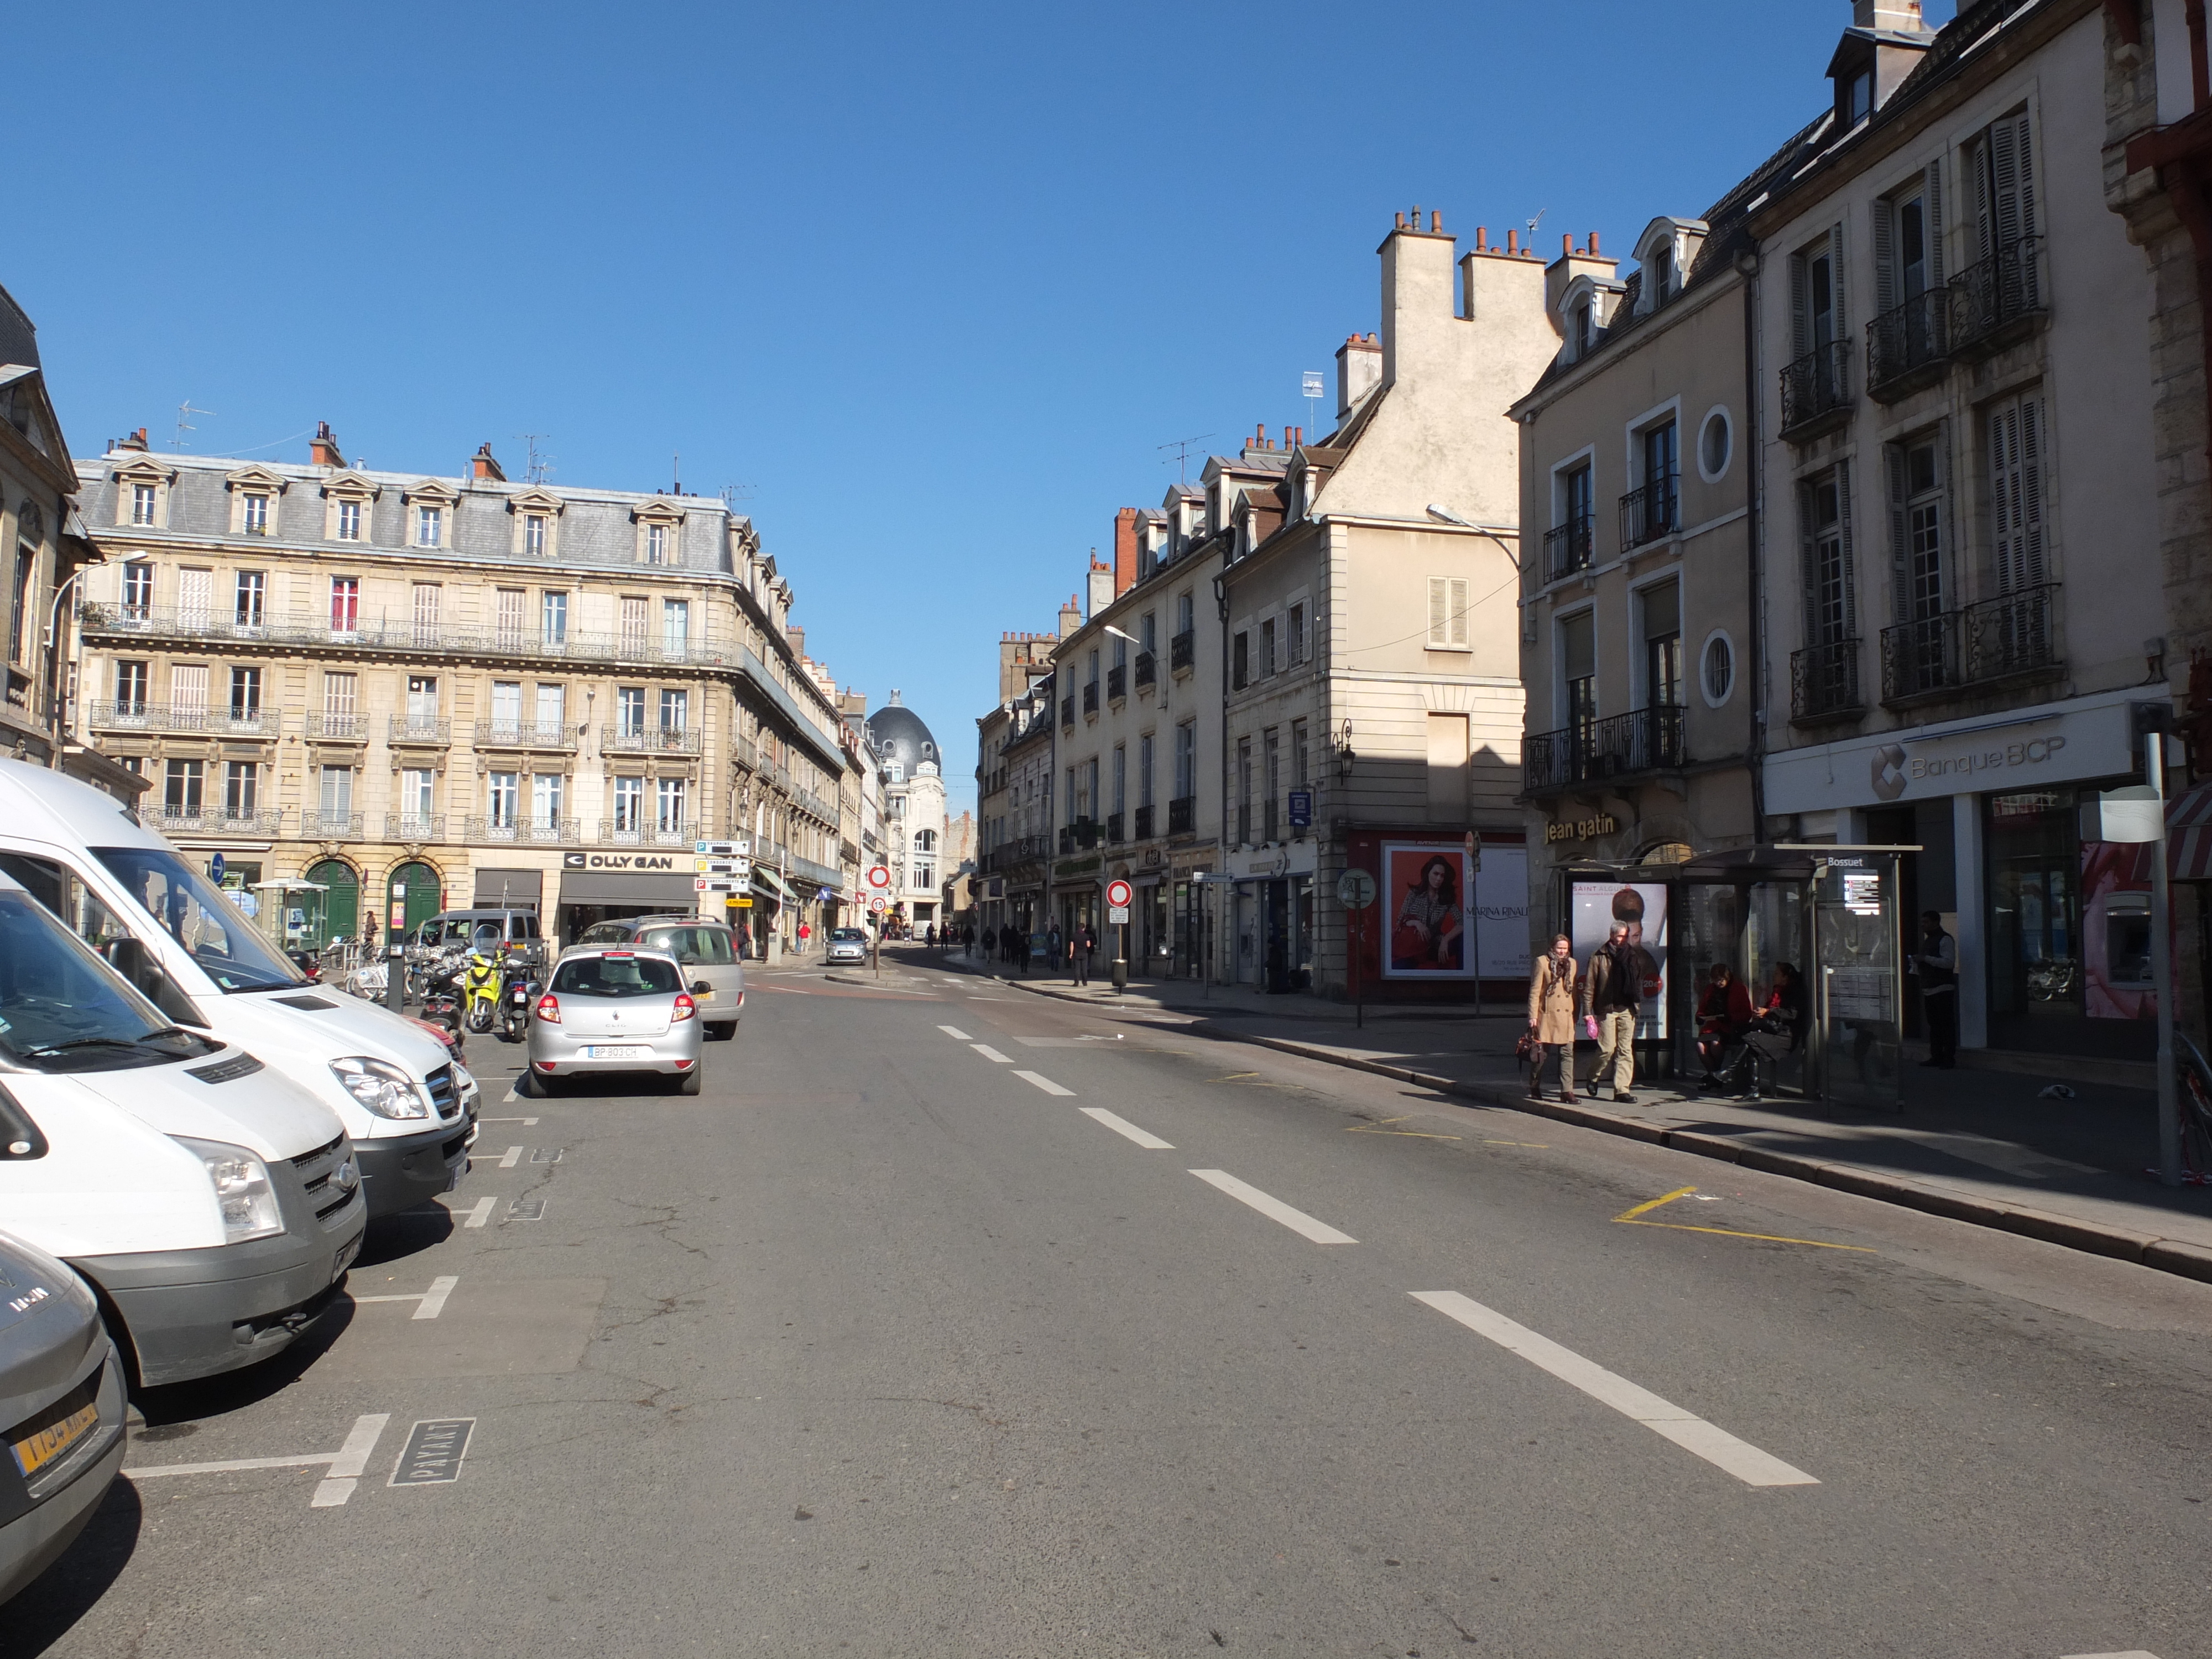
[1740,254,1770,838]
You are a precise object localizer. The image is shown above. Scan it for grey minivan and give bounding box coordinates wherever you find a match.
[573,916,744,1039]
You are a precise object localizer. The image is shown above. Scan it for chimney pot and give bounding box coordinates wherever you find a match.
[1506,229,1519,254]
[1395,211,1406,229]
[1429,210,1441,232]
[1475,226,1486,249]
[1562,233,1573,256]
[1589,231,1600,255]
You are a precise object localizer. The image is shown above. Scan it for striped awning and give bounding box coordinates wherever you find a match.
[752,867,798,901]
[2172,782,2212,881]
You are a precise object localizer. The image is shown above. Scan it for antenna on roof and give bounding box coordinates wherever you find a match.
[1525,208,1547,246]
[719,482,756,507]
[175,401,216,451]
[671,451,680,495]
[1156,432,1213,484]
[515,434,553,484]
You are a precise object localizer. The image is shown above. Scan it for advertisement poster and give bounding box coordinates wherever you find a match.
[1571,879,1669,1038]
[1381,844,1477,979]
[1475,845,1530,979]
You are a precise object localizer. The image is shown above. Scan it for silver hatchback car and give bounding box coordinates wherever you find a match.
[825,926,869,966]
[575,916,744,1040]
[525,948,705,1096]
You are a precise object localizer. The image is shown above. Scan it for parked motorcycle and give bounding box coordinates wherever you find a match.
[462,949,500,1035]
[496,947,540,1043]
[419,949,469,1055]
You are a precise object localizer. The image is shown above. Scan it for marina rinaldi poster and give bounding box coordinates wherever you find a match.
[1571,879,1668,1037]
[1380,843,1528,980]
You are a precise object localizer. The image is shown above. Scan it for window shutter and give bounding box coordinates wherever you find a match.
[1871,199,1896,318]
[2017,395,2046,588]
[1924,159,1946,284]
[1830,220,1848,331]
[1798,480,1820,645]
[1885,444,1911,623]
[1991,400,2021,591]
[1932,419,1952,609]
[1428,577,1449,646]
[1448,577,1469,646]
[1790,254,1809,360]
[1837,458,1857,632]
[1970,135,1995,262]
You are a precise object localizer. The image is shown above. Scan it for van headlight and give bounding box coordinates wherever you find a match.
[174,1137,285,1243]
[329,1056,430,1120]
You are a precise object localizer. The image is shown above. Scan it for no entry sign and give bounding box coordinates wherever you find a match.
[1104,879,1133,909]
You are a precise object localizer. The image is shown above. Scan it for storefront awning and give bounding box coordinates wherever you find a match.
[753,867,797,901]
[557,870,698,907]
[2170,783,2212,880]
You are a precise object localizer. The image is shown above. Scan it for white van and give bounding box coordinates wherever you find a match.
[0,761,477,1222]
[0,870,366,1385]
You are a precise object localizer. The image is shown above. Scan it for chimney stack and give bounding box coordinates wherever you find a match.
[1336,331,1383,418]
[309,421,343,468]
[1058,593,1083,639]
[471,442,506,482]
[1113,507,1139,595]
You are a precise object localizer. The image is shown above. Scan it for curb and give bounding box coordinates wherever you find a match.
[961,965,2212,1288]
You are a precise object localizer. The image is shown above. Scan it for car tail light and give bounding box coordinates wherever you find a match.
[734,990,744,1008]
[674,1058,694,1070]
[535,994,561,1024]
[671,993,696,1022]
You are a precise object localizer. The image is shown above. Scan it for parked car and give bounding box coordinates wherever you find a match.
[826,927,869,966]
[0,1227,127,1608]
[0,760,477,1223]
[0,868,366,1386]
[411,909,545,964]
[526,947,704,1096]
[573,916,744,1039]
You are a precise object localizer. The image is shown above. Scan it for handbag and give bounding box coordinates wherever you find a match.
[1391,921,1428,964]
[1514,1029,1537,1063]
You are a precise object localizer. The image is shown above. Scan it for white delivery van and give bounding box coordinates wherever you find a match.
[0,870,366,1385]
[0,761,477,1222]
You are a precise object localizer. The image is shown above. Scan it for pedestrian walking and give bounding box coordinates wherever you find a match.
[1913,910,1957,1068]
[1580,921,1642,1103]
[981,924,995,960]
[963,925,975,957]
[1073,921,1095,986]
[1525,934,1578,1103]
[1046,922,1062,972]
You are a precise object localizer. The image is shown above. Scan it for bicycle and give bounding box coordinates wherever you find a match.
[2176,1029,2212,1185]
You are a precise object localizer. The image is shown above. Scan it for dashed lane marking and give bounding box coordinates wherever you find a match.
[128,1413,392,1510]
[1614,1186,1875,1253]
[1014,1070,1074,1097]
[455,1196,496,1229]
[2060,1651,2163,1657]
[1188,1170,1356,1244]
[1080,1107,1172,1149]
[972,1044,1013,1063]
[352,1275,459,1320]
[937,1024,973,1040]
[1410,1291,1816,1488]
[479,1116,539,1125]
[498,1145,524,1168]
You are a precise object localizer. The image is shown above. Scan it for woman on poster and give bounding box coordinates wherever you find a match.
[1390,855,1465,971]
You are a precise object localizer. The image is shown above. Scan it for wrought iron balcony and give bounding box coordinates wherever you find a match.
[1168,795,1194,834]
[299,811,366,841]
[1082,682,1099,717]
[382,813,447,843]
[474,720,577,752]
[597,820,691,849]
[1542,517,1594,582]
[1618,473,1678,549]
[1106,811,1124,844]
[1133,804,1154,839]
[1170,629,1195,672]
[387,716,451,745]
[1949,236,2044,358]
[468,816,582,845]
[1886,583,2062,701]
[1107,664,1126,703]
[90,701,280,738]
[304,713,367,741]
[601,723,701,755]
[1791,639,1864,723]
[1060,695,1074,728]
[1134,651,1156,691]
[1522,706,1686,793]
[1780,340,1853,442]
[144,807,285,838]
[1866,289,1950,401]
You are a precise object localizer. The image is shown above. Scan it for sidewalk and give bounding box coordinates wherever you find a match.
[894,946,2212,1279]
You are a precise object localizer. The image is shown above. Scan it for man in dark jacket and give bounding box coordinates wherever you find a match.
[1073,922,1096,986]
[1579,921,1644,1102]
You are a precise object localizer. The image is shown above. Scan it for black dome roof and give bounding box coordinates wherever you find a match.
[867,699,939,774]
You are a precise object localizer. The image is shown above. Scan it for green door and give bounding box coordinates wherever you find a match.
[390,861,444,933]
[305,859,359,948]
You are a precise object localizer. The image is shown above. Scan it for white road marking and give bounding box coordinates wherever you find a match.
[1408,1291,1817,1488]
[1188,1170,1355,1244]
[131,1413,391,1511]
[1080,1107,1171,1148]
[353,1275,460,1319]
[498,1145,524,1168]
[1014,1070,1074,1097]
[479,1115,539,1125]
[972,1044,1013,1063]
[456,1196,497,1229]
[936,1025,972,1040]
[2060,1652,2164,1658]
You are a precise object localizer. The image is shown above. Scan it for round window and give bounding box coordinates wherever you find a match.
[1698,408,1732,480]
[1701,633,1735,706]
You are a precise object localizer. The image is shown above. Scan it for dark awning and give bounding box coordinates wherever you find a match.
[556,870,697,906]
[473,867,544,908]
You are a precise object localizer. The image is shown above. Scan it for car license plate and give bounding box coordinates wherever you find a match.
[11,1384,98,1479]
[585,1045,649,1060]
[695,989,713,1000]
[331,1233,362,1284]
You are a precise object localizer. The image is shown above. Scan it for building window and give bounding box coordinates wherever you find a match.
[241,493,270,536]
[532,773,565,828]
[1560,611,1596,745]
[132,483,157,526]
[223,761,259,820]
[330,577,360,637]
[536,682,566,735]
[1288,602,1306,665]
[1641,581,1682,707]
[409,583,440,643]
[1292,718,1309,790]
[1112,745,1126,816]
[325,671,358,719]
[177,567,213,630]
[1176,591,1194,637]
[415,504,442,547]
[487,771,519,830]
[645,523,668,565]
[620,596,648,654]
[114,659,148,715]
[1701,634,1735,707]
[8,551,30,667]
[1698,409,1733,481]
[1139,732,1155,808]
[1792,232,1841,360]
[121,561,153,618]
[336,498,363,541]
[170,662,208,719]
[1235,737,1253,843]
[662,599,690,656]
[1573,298,1593,355]
[406,675,438,724]
[617,686,646,737]
[1175,721,1196,800]
[1889,434,1947,624]
[659,687,688,733]
[164,758,204,817]
[524,513,549,557]
[495,587,525,647]
[1648,242,1674,307]
[319,765,354,822]
[400,769,435,822]
[1232,630,1249,690]
[613,775,644,833]
[542,591,568,645]
[235,571,265,632]
[1260,617,1277,677]
[491,681,523,735]
[1988,394,2045,593]
[1428,576,1470,649]
[1141,611,1157,655]
[1262,728,1280,841]
[229,666,262,720]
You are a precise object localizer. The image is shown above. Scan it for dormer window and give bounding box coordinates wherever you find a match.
[1847,68,1872,126]
[131,483,156,526]
[336,499,363,540]
[241,493,270,536]
[1574,300,1593,353]
[1650,246,1673,305]
[525,513,549,556]
[416,504,442,547]
[645,523,667,564]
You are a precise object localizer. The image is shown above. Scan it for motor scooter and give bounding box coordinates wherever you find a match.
[419,949,469,1055]
[496,946,540,1043]
[462,951,500,1035]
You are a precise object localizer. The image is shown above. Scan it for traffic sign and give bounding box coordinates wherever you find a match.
[1105,878,1133,909]
[1108,905,1129,925]
[869,895,889,913]
[866,865,892,891]
[1337,868,1378,910]
[695,839,750,858]
[210,852,226,883]
[696,878,743,893]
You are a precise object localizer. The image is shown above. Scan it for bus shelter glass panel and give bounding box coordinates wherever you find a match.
[1813,854,1902,1110]
[1675,877,1811,1098]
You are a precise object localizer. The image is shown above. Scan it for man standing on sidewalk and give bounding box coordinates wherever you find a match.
[1072,921,1095,986]
[1580,921,1642,1103]
[1914,910,1957,1068]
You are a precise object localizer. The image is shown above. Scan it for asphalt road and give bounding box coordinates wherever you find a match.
[12,960,2212,1658]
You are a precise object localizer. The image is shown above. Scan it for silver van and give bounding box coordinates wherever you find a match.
[572,916,744,1040]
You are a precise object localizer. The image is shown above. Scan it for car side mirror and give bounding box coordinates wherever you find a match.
[690,979,712,995]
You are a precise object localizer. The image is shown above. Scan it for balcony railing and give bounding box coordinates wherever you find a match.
[1060,695,1075,729]
[91,701,281,738]
[467,816,581,846]
[300,811,366,841]
[1082,682,1099,717]
[304,712,367,742]
[1168,795,1195,834]
[1106,811,1124,844]
[1791,639,1865,722]
[1134,651,1156,691]
[382,813,447,843]
[1949,235,2044,357]
[1542,517,1594,583]
[1522,706,1686,792]
[1880,612,1960,703]
[599,820,692,849]
[1107,664,1126,703]
[1170,629,1195,672]
[474,720,577,752]
[1780,340,1853,441]
[1618,472,1679,549]
[601,723,701,755]
[387,716,451,745]
[1866,289,1950,401]
[76,604,747,670]
[144,807,285,838]
[1133,804,1154,839]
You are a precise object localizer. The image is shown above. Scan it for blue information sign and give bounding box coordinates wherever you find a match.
[1287,790,1312,830]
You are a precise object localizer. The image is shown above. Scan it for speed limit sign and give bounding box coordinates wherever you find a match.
[870,895,889,914]
[1104,878,1133,909]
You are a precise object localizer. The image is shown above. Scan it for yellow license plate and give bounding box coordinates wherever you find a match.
[11,1396,97,1479]
[695,989,713,1000]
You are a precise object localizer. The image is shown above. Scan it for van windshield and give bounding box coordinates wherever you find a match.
[0,890,217,1072]
[93,847,305,993]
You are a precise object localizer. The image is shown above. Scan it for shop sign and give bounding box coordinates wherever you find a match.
[1545,813,1618,845]
[561,852,680,872]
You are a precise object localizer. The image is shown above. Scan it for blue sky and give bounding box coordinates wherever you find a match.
[13,1,1952,814]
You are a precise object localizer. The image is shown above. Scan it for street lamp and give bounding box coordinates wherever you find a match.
[1334,721,1355,786]
[1101,624,1139,645]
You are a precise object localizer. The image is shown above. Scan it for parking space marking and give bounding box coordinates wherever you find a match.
[1080,1107,1171,1148]
[1188,1170,1355,1244]
[529,1147,563,1164]
[936,1024,972,1040]
[456,1196,497,1229]
[1409,1291,1817,1488]
[498,1145,524,1168]
[1614,1186,1874,1254]
[480,1115,540,1125]
[2060,1651,2163,1657]
[972,1044,1013,1063]
[129,1413,392,1510]
[352,1275,459,1319]
[1014,1070,1074,1097]
[510,1197,546,1221]
[389,1417,476,1487]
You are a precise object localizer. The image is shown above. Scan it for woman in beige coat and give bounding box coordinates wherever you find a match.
[1526,933,1579,1102]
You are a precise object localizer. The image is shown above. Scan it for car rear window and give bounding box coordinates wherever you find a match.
[551,954,682,998]
[832,928,867,942]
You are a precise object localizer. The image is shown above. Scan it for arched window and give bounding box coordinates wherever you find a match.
[914,828,937,852]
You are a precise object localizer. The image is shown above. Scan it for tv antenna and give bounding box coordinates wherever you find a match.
[1525,207,1547,246]
[175,401,216,450]
[719,482,757,507]
[515,433,554,483]
[671,450,681,495]
[1157,432,1213,484]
